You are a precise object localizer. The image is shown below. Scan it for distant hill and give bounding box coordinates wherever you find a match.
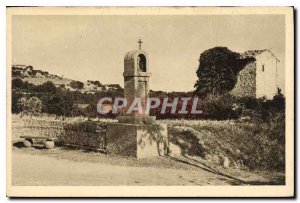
[12,65,123,93]
[12,65,72,87]
[12,65,62,80]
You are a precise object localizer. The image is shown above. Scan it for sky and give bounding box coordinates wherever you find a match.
[12,14,285,92]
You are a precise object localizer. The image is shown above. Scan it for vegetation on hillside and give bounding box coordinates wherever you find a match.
[12,79,123,118]
[12,65,62,79]
[17,97,42,115]
[70,80,84,90]
[167,116,285,171]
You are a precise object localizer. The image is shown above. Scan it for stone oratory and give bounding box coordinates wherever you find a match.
[106,39,168,158]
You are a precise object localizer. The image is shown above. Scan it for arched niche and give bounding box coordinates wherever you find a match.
[137,54,146,72]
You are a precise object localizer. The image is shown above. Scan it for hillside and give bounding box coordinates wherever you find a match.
[12,65,122,92]
[23,77,73,87]
[12,65,71,85]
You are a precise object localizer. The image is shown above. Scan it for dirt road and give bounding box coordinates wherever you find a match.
[11,148,283,186]
[12,153,230,186]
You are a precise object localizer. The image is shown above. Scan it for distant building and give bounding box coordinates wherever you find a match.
[104,84,122,91]
[35,72,45,78]
[12,64,27,69]
[231,49,280,99]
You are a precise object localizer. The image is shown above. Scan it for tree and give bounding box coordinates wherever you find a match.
[12,93,22,113]
[43,93,75,116]
[17,97,42,115]
[39,81,57,93]
[17,97,28,113]
[70,80,84,90]
[194,47,252,96]
[12,78,24,89]
[90,80,102,87]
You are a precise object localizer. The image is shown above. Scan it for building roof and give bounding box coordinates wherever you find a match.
[240,49,280,62]
[124,49,148,61]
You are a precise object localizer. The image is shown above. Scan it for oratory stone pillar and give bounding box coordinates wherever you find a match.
[118,39,156,124]
[106,39,168,158]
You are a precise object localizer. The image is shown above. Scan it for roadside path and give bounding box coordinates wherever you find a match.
[12,153,239,186]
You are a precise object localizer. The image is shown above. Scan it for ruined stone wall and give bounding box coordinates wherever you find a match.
[231,62,256,98]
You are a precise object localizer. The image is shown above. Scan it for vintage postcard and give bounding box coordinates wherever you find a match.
[6,7,294,197]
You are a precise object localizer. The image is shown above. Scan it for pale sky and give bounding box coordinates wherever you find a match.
[12,15,285,92]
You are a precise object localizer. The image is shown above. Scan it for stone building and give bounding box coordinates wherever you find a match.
[231,49,280,99]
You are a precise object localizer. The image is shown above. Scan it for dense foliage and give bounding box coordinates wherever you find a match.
[194,47,253,96]
[70,80,84,90]
[17,97,42,115]
[12,79,123,117]
[12,78,285,123]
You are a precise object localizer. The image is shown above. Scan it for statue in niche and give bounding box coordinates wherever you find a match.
[137,54,146,72]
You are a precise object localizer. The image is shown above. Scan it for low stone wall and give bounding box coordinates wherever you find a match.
[21,117,65,139]
[20,116,170,157]
[61,121,107,151]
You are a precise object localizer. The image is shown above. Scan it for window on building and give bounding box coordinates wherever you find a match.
[262,64,265,72]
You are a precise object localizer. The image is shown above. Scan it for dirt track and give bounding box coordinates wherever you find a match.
[11,147,284,186]
[12,153,228,186]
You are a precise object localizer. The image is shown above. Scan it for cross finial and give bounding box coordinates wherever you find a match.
[138,39,143,49]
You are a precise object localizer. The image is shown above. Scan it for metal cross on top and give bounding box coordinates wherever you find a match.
[138,39,143,49]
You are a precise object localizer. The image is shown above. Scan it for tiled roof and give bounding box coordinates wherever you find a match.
[239,49,280,62]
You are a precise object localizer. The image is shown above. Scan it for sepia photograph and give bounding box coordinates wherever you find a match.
[6,6,294,197]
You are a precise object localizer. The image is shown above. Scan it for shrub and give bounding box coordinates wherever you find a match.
[241,112,285,171]
[201,94,240,120]
[70,80,84,89]
[17,96,42,115]
[41,93,75,117]
[12,78,24,89]
[38,81,57,93]
[237,93,285,123]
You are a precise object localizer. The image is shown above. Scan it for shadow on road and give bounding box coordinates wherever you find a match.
[167,156,284,185]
